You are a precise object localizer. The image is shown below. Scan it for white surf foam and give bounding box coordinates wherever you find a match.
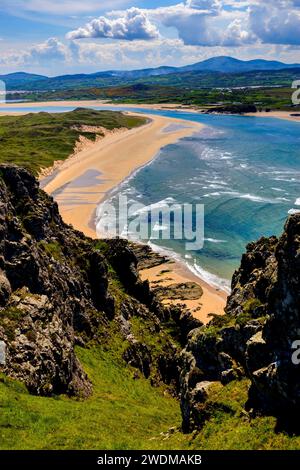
[288,208,300,215]
[190,262,231,294]
[147,242,231,294]
[204,238,227,244]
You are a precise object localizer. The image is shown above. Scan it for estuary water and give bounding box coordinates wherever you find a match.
[2,104,299,291]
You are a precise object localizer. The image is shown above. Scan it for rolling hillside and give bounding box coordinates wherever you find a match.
[2,57,300,92]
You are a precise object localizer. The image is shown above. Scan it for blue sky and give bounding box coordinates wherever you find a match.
[0,0,300,76]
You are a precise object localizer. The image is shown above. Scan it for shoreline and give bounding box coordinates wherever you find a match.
[0,99,197,113]
[139,248,228,323]
[0,100,228,320]
[1,100,300,123]
[41,112,202,234]
[246,110,300,123]
[38,109,226,321]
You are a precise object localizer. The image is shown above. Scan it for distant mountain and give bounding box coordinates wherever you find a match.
[178,56,300,73]
[2,57,300,92]
[0,72,47,89]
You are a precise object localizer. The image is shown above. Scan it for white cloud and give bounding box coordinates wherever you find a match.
[1,0,300,75]
[66,2,255,47]
[1,35,300,75]
[148,2,253,46]
[67,7,160,41]
[0,38,71,69]
[250,3,300,45]
[26,37,70,63]
[185,0,220,10]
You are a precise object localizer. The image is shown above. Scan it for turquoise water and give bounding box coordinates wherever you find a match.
[104,111,300,290]
[2,105,300,290]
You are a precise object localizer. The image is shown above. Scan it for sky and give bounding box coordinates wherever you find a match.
[0,0,300,76]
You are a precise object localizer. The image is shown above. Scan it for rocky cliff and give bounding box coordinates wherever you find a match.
[0,165,200,398]
[1,164,299,435]
[180,214,300,431]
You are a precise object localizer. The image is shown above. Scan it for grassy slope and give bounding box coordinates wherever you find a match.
[5,68,300,92]
[0,108,146,175]
[1,346,300,450]
[0,346,181,450]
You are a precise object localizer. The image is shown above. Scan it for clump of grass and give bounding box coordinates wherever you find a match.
[38,240,63,262]
[0,306,26,340]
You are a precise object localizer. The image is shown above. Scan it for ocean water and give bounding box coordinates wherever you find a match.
[96,110,300,291]
[2,104,299,290]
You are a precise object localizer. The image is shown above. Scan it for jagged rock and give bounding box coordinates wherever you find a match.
[221,368,241,385]
[245,331,273,373]
[192,381,214,403]
[245,215,300,414]
[123,341,152,378]
[0,340,6,365]
[158,343,179,387]
[0,165,158,396]
[218,352,234,371]
[178,214,300,430]
[0,164,203,404]
[153,282,203,301]
[0,269,11,306]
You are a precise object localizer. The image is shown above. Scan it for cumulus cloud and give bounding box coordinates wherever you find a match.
[67,7,160,41]
[250,3,300,45]
[0,38,71,69]
[2,0,300,75]
[148,2,253,46]
[66,1,255,47]
[25,37,70,63]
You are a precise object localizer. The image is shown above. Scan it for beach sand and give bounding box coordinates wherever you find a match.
[2,100,300,123]
[41,113,201,234]
[0,100,228,321]
[139,260,227,323]
[38,110,226,322]
[0,99,197,113]
[246,110,300,123]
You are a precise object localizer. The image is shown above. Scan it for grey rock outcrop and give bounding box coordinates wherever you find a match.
[179,214,300,430]
[0,165,194,399]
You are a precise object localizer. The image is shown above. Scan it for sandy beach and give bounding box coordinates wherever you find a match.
[41,113,201,235]
[0,100,228,320]
[37,109,227,322]
[0,99,197,113]
[139,259,227,323]
[246,110,300,123]
[2,99,297,319]
[1,100,300,123]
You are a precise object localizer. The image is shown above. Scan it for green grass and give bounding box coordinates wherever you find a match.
[0,108,146,175]
[7,76,300,112]
[162,380,300,450]
[1,345,300,449]
[0,345,181,450]
[37,241,64,262]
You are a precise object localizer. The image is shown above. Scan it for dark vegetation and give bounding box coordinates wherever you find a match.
[8,84,300,113]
